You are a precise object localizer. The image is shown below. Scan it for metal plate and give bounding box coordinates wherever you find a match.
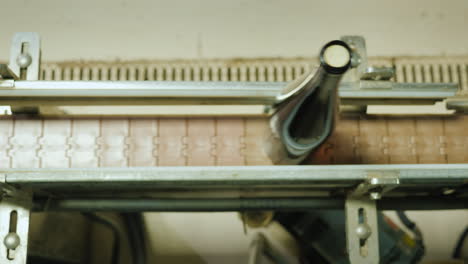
[3,164,467,196]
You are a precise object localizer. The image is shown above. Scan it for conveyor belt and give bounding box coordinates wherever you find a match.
[0,56,466,264]
[1,116,468,169]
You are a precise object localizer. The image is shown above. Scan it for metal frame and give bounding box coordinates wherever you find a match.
[0,33,466,264]
[0,33,459,116]
[3,163,466,185]
[0,164,466,263]
[0,80,456,105]
[2,164,466,201]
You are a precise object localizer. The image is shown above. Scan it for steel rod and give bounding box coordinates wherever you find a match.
[32,197,468,212]
[5,164,468,186]
[0,81,456,106]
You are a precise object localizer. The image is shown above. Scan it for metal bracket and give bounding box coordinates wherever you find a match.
[341,36,395,82]
[339,36,456,115]
[345,197,379,264]
[341,35,368,82]
[8,32,40,81]
[345,171,399,264]
[0,65,18,81]
[0,175,32,264]
[8,32,41,115]
[352,171,400,200]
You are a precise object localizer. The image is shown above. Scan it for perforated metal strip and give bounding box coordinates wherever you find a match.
[40,56,468,93]
[394,57,468,93]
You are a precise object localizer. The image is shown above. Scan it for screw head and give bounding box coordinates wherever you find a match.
[350,53,361,67]
[442,188,455,195]
[370,192,381,200]
[4,232,20,249]
[16,53,32,68]
[355,224,372,240]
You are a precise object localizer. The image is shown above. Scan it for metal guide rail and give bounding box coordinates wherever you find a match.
[0,33,460,116]
[0,164,467,263]
[1,164,464,210]
[0,81,456,104]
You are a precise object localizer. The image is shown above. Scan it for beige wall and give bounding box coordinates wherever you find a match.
[1,0,468,62]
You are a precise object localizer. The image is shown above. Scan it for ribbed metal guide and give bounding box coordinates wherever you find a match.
[39,57,468,95]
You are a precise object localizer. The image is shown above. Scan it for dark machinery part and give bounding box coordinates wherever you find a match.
[275,211,424,264]
[122,213,147,264]
[396,211,424,257]
[453,226,468,259]
[83,213,121,264]
[265,40,352,164]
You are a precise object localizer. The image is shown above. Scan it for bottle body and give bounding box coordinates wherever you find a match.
[265,40,352,164]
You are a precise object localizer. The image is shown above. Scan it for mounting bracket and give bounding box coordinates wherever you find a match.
[0,175,32,264]
[8,32,41,115]
[345,171,400,264]
[8,32,41,81]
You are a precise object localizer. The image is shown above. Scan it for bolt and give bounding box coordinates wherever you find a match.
[16,53,32,68]
[370,192,381,200]
[442,188,455,195]
[350,53,361,68]
[4,232,20,249]
[355,224,372,240]
[369,177,380,185]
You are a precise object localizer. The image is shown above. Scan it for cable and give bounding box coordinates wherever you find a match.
[83,213,121,264]
[122,213,147,264]
[452,226,468,259]
[396,211,422,240]
[396,211,425,261]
